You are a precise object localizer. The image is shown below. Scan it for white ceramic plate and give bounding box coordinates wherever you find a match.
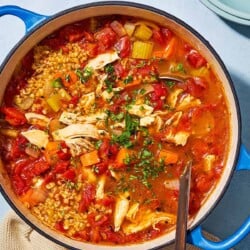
[200,0,250,25]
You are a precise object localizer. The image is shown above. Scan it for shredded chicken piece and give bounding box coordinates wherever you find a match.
[25,113,50,127]
[164,130,190,146]
[128,104,154,117]
[167,88,183,108]
[101,87,124,101]
[86,51,120,70]
[52,124,100,141]
[140,116,155,127]
[111,121,125,129]
[65,137,95,156]
[82,168,97,183]
[154,116,163,132]
[126,203,140,222]
[95,176,106,200]
[96,74,107,96]
[177,94,201,110]
[204,154,216,172]
[114,193,130,232]
[165,111,183,127]
[123,209,176,234]
[79,92,95,112]
[164,179,180,190]
[59,111,107,125]
[21,130,49,148]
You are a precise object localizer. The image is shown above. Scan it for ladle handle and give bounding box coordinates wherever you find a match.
[188,145,250,249]
[0,5,48,33]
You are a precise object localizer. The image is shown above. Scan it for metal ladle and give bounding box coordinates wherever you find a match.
[175,161,192,250]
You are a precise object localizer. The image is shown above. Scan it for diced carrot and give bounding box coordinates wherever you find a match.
[159,149,178,164]
[153,37,177,59]
[44,141,61,164]
[117,79,141,88]
[19,187,47,207]
[46,141,61,151]
[49,118,61,133]
[80,150,101,167]
[62,71,78,87]
[53,71,78,88]
[115,148,130,167]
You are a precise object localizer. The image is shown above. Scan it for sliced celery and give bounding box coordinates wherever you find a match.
[124,22,136,36]
[132,41,154,59]
[134,25,153,41]
[58,88,71,101]
[46,93,61,112]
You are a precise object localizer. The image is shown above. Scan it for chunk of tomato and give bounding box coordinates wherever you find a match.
[9,135,28,159]
[55,221,67,233]
[152,28,173,45]
[95,27,117,51]
[62,168,76,181]
[79,183,96,212]
[185,77,207,98]
[195,174,213,193]
[114,36,131,58]
[114,61,128,78]
[1,107,27,126]
[186,49,207,68]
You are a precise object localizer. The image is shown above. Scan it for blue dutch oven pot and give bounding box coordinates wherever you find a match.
[0,2,249,250]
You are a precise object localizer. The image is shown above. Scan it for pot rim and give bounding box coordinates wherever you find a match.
[0,1,242,249]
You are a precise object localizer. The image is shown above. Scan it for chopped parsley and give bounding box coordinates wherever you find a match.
[76,67,93,83]
[143,137,153,146]
[125,113,139,134]
[165,80,176,88]
[111,113,139,148]
[104,78,114,93]
[123,75,133,84]
[112,131,133,148]
[171,63,186,73]
[138,88,146,95]
[94,140,103,149]
[176,63,185,72]
[134,148,165,188]
[51,78,63,88]
[104,64,115,74]
[104,63,117,93]
[65,74,71,82]
[110,112,124,122]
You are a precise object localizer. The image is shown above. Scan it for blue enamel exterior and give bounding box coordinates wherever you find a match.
[0,4,249,250]
[0,5,47,32]
[189,145,250,249]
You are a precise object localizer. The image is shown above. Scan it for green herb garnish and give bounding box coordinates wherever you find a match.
[51,78,63,88]
[76,67,93,83]
[165,80,176,88]
[123,75,133,84]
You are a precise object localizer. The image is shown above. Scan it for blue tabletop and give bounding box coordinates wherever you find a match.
[0,0,249,249]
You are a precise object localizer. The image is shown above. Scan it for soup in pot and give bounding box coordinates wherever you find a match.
[0,15,230,244]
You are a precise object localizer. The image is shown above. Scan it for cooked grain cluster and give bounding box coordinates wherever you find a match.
[32,181,111,236]
[14,43,88,115]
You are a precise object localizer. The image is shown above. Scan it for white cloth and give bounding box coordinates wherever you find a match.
[0,210,223,250]
[0,211,66,250]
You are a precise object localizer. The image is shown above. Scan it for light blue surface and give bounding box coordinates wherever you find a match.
[201,0,250,25]
[0,0,249,249]
[209,0,250,18]
[215,0,250,15]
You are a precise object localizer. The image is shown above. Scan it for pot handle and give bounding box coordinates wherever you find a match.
[0,5,48,33]
[236,144,250,170]
[188,145,250,249]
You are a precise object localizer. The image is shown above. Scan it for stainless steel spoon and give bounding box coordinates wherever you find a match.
[158,73,190,83]
[175,161,192,250]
